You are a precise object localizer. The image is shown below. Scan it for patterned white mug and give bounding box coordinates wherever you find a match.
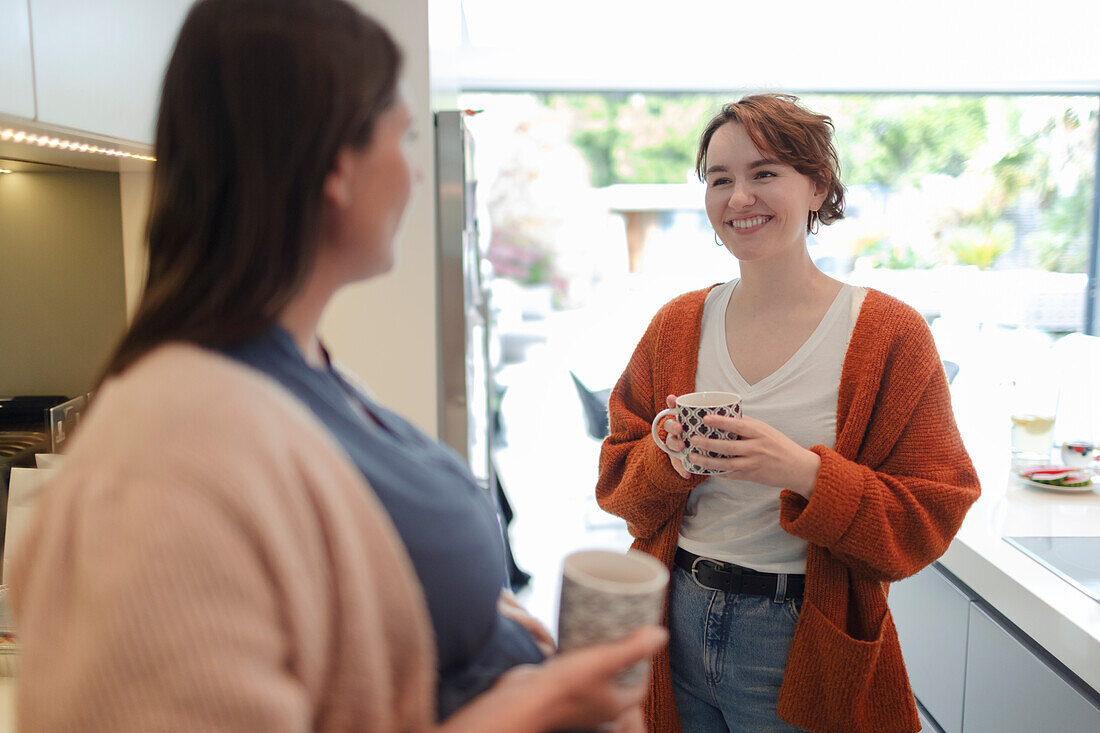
[650,391,742,475]
[557,549,669,686]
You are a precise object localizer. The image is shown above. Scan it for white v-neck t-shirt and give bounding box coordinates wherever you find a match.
[677,279,867,574]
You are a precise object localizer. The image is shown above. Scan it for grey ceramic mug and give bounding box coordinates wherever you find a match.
[557,549,669,686]
[651,391,742,475]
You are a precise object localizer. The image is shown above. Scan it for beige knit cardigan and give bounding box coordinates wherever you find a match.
[10,345,436,732]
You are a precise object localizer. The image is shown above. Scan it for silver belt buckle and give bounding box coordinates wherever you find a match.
[690,555,721,591]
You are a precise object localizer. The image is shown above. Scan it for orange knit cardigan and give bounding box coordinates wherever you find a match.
[596,286,981,733]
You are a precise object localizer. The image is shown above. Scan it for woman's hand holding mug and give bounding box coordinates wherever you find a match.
[655,393,821,497]
[652,392,742,477]
[658,395,692,479]
[498,589,556,657]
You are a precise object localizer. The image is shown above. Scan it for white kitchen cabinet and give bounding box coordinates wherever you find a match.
[891,564,971,733]
[29,0,192,143]
[962,604,1100,732]
[0,0,36,120]
[917,703,942,732]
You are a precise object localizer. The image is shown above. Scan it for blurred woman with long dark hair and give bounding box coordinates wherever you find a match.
[11,1,663,731]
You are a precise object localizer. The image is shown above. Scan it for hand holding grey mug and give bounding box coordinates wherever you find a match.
[557,549,669,687]
[651,391,742,475]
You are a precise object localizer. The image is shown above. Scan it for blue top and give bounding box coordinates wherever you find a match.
[221,326,543,718]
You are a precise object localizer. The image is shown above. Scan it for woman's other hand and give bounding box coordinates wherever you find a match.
[687,414,821,498]
[604,705,646,733]
[498,626,667,732]
[498,589,556,657]
[661,395,691,479]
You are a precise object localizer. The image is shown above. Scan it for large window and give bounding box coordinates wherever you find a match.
[464,92,1098,335]
[465,92,1099,457]
[468,93,1100,622]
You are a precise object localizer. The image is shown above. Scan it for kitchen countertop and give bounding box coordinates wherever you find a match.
[937,452,1100,693]
[1,407,1096,719]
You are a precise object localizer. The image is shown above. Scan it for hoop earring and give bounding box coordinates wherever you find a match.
[808,210,820,235]
[714,231,724,247]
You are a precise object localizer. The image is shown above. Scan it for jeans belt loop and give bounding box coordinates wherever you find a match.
[773,572,788,603]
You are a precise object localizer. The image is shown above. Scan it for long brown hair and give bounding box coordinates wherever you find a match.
[696,94,845,231]
[101,0,401,379]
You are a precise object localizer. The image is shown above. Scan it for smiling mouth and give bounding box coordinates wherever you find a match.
[726,215,772,230]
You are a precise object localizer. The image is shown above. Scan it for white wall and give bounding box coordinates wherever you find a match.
[458,0,1100,93]
[320,0,460,436]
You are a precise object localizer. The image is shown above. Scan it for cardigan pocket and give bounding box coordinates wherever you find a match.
[776,599,919,733]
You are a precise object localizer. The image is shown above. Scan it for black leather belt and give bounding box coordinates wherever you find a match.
[675,548,805,601]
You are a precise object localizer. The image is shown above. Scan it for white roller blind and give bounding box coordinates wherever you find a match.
[458,0,1100,92]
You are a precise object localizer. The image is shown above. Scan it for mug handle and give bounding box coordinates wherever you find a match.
[651,408,686,457]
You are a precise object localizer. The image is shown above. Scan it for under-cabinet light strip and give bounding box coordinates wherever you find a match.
[0,128,155,162]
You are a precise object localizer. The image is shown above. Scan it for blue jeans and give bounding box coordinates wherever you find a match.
[668,565,807,732]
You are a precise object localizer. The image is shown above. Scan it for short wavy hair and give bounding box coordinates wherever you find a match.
[695,94,845,231]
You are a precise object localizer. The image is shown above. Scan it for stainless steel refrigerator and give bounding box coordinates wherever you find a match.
[434,109,493,488]
[434,109,531,590]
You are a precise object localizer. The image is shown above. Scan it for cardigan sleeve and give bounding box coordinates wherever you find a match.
[779,323,981,583]
[596,307,704,541]
[12,477,317,733]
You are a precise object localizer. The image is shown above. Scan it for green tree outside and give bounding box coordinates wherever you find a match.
[542,92,1096,273]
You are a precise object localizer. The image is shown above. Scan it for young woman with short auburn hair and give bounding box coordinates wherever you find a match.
[597,93,980,733]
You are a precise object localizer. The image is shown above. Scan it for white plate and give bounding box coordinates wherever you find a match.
[1016,473,1099,493]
